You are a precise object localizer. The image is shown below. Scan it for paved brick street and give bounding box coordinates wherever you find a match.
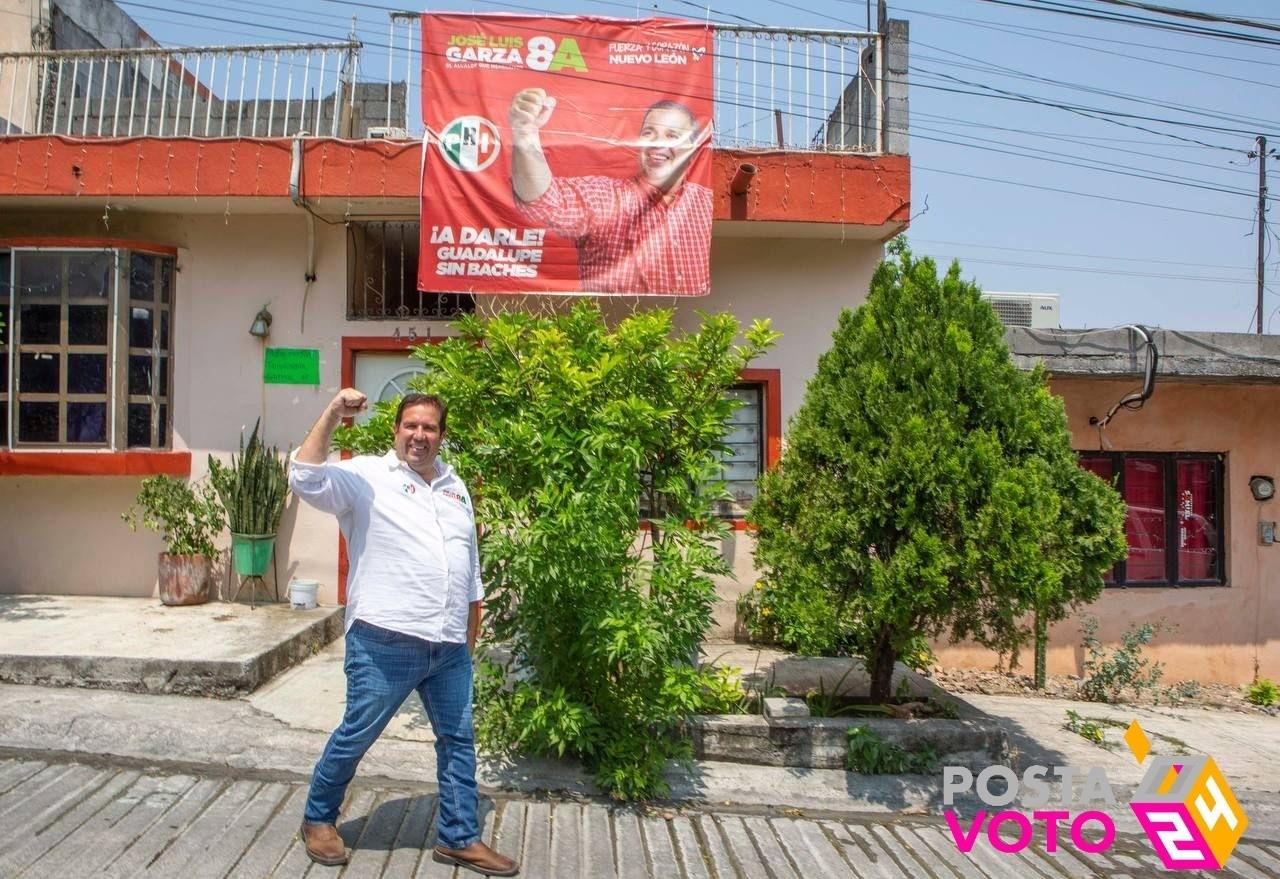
[2,757,1278,878]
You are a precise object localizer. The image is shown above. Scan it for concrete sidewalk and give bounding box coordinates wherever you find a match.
[961,693,1280,794]
[3,755,1280,879]
[1,635,1278,841]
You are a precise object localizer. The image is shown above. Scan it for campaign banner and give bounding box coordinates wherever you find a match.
[419,14,714,296]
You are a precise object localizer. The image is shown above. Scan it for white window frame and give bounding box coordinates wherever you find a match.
[2,246,175,450]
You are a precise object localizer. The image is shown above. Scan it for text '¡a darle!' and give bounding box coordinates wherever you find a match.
[431,226,546,278]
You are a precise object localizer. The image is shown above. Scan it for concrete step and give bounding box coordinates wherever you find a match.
[0,594,343,696]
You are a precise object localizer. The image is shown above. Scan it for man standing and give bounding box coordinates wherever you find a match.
[290,388,518,876]
[508,89,712,295]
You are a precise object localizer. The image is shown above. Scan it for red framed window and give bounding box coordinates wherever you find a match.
[1078,452,1225,587]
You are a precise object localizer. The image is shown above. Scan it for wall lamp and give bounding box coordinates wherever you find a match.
[249,305,273,339]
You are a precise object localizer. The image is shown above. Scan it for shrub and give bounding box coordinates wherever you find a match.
[336,303,777,799]
[122,475,224,556]
[698,665,751,715]
[744,241,1128,702]
[1244,678,1279,707]
[1078,616,1169,703]
[845,726,938,774]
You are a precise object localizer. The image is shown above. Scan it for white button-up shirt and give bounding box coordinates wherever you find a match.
[289,450,483,643]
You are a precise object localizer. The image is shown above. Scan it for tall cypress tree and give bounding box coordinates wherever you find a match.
[748,242,1127,702]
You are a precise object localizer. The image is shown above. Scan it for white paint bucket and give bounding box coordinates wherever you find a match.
[288,578,319,610]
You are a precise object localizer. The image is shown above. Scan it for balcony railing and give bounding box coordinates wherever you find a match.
[0,24,884,153]
[710,25,882,153]
[0,42,365,138]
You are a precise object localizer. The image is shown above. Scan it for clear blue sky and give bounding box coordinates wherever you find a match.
[117,0,1280,333]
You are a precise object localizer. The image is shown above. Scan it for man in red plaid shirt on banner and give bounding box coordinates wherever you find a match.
[509,87,712,296]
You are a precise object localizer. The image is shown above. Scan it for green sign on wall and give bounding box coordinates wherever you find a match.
[264,347,321,385]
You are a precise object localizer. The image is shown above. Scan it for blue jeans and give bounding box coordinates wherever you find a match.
[303,620,480,850]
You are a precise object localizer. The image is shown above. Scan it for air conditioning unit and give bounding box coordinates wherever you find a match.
[981,292,1060,329]
[366,125,409,140]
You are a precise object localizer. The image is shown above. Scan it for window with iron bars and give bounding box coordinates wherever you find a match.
[347,221,475,321]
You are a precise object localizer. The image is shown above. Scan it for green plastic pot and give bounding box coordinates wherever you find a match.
[231,533,276,577]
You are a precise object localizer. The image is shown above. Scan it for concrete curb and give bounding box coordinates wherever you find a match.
[0,681,1277,839]
[0,681,933,817]
[0,608,343,697]
[692,713,1009,771]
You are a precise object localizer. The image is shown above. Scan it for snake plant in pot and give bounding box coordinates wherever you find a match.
[208,421,290,578]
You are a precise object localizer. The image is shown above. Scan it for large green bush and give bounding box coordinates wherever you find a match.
[335,303,776,798]
[744,242,1127,702]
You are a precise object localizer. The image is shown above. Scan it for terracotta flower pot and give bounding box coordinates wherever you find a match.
[158,553,212,606]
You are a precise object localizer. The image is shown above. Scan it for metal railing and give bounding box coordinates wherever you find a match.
[0,24,883,152]
[0,42,365,138]
[379,16,885,152]
[711,25,882,153]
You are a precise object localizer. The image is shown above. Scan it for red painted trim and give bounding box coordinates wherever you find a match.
[336,334,442,603]
[740,368,782,470]
[0,450,192,477]
[0,137,909,228]
[340,335,423,392]
[0,237,177,254]
[714,150,911,226]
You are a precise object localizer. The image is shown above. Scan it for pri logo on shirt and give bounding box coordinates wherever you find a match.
[438,116,502,173]
[401,482,416,495]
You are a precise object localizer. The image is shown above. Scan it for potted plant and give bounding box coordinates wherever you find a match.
[122,475,225,606]
[208,420,289,581]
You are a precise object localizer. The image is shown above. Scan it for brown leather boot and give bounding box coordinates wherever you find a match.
[432,841,519,876]
[300,821,350,866]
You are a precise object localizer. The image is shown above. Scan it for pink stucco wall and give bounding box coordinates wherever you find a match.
[934,377,1280,685]
[0,209,882,613]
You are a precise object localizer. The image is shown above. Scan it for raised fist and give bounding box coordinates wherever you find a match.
[329,388,368,419]
[508,88,557,146]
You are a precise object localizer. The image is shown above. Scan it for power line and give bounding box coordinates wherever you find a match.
[976,0,1280,48]
[912,237,1270,271]
[930,255,1260,285]
[911,112,1255,180]
[1087,0,1280,34]
[914,68,1271,143]
[912,164,1254,222]
[896,3,1280,72]
[904,125,1255,198]
[912,43,1279,132]
[911,78,1240,153]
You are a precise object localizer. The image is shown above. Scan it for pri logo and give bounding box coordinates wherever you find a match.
[437,116,501,173]
[1128,722,1248,870]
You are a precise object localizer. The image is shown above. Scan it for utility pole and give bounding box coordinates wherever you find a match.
[1254,135,1268,335]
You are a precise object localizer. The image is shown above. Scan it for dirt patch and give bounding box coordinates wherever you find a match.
[924,666,1278,716]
